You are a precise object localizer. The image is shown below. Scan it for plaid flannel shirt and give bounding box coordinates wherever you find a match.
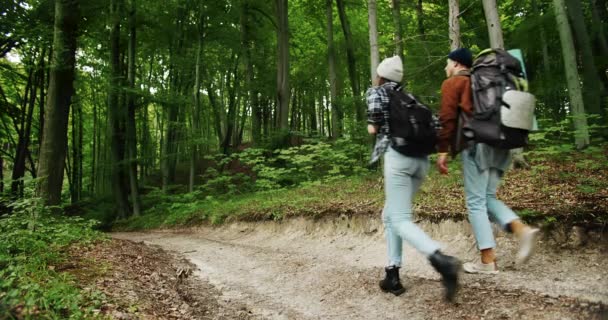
[366,81,400,135]
[366,81,400,164]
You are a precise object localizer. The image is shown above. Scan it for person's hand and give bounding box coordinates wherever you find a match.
[436,153,449,175]
[367,124,378,135]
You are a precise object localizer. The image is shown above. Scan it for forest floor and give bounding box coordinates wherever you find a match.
[71,215,607,320]
[68,148,608,319]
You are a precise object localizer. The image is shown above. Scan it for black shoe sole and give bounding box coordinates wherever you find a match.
[379,282,406,296]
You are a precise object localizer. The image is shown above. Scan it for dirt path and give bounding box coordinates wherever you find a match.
[113,217,607,320]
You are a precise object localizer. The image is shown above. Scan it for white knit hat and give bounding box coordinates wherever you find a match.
[377,56,403,82]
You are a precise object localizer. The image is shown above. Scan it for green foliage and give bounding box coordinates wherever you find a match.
[527,114,608,159]
[238,138,368,190]
[114,174,383,230]
[0,197,104,319]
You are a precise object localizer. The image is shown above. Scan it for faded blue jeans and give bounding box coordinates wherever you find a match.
[382,147,441,267]
[462,147,519,250]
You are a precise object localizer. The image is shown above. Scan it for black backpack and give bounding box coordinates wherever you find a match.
[386,88,438,157]
[465,49,536,149]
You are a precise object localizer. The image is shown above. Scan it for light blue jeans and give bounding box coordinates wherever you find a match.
[383,147,441,267]
[462,148,519,250]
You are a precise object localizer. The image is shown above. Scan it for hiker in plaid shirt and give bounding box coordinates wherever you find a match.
[367,55,461,302]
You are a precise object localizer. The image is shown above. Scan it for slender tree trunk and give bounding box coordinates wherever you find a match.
[532,0,551,73]
[368,0,379,85]
[290,89,298,130]
[592,0,608,56]
[448,0,461,50]
[276,0,290,131]
[416,0,425,38]
[391,0,403,63]
[126,0,141,215]
[566,0,603,117]
[91,86,97,195]
[309,91,317,134]
[38,48,51,154]
[190,11,204,193]
[222,55,239,154]
[327,0,341,139]
[554,0,590,149]
[70,98,78,203]
[11,67,36,197]
[336,0,363,122]
[482,0,504,48]
[37,0,79,206]
[207,83,224,147]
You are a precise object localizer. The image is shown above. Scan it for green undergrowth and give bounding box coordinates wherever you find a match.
[113,174,385,230]
[0,197,106,319]
[115,146,608,231]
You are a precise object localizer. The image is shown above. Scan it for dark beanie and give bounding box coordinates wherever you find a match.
[448,48,473,68]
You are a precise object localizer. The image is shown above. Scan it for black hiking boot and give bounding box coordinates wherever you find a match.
[379,266,406,296]
[429,251,462,302]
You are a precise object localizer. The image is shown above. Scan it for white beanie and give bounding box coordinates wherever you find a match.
[377,56,403,83]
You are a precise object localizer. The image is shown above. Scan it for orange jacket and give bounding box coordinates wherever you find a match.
[437,71,473,154]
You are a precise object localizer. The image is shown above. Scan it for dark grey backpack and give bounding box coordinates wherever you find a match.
[465,49,536,149]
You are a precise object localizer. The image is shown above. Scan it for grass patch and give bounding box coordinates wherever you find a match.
[0,198,107,319]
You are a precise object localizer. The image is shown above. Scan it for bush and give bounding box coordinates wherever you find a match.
[237,138,369,190]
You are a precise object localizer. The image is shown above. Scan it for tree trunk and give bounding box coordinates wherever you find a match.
[11,67,36,197]
[290,89,298,130]
[207,83,224,147]
[126,0,141,215]
[448,0,460,50]
[276,0,290,131]
[309,91,317,134]
[336,0,363,122]
[108,0,130,218]
[482,0,504,48]
[327,0,341,139]
[566,0,603,117]
[592,0,608,56]
[391,0,403,63]
[36,0,79,206]
[532,0,551,73]
[368,0,379,85]
[190,10,204,193]
[554,0,590,149]
[91,82,97,195]
[70,97,78,203]
[416,0,425,38]
[221,55,240,154]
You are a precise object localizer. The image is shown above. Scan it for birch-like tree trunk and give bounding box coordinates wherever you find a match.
[327,0,341,138]
[368,0,379,85]
[482,0,504,49]
[448,0,460,50]
[390,0,403,63]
